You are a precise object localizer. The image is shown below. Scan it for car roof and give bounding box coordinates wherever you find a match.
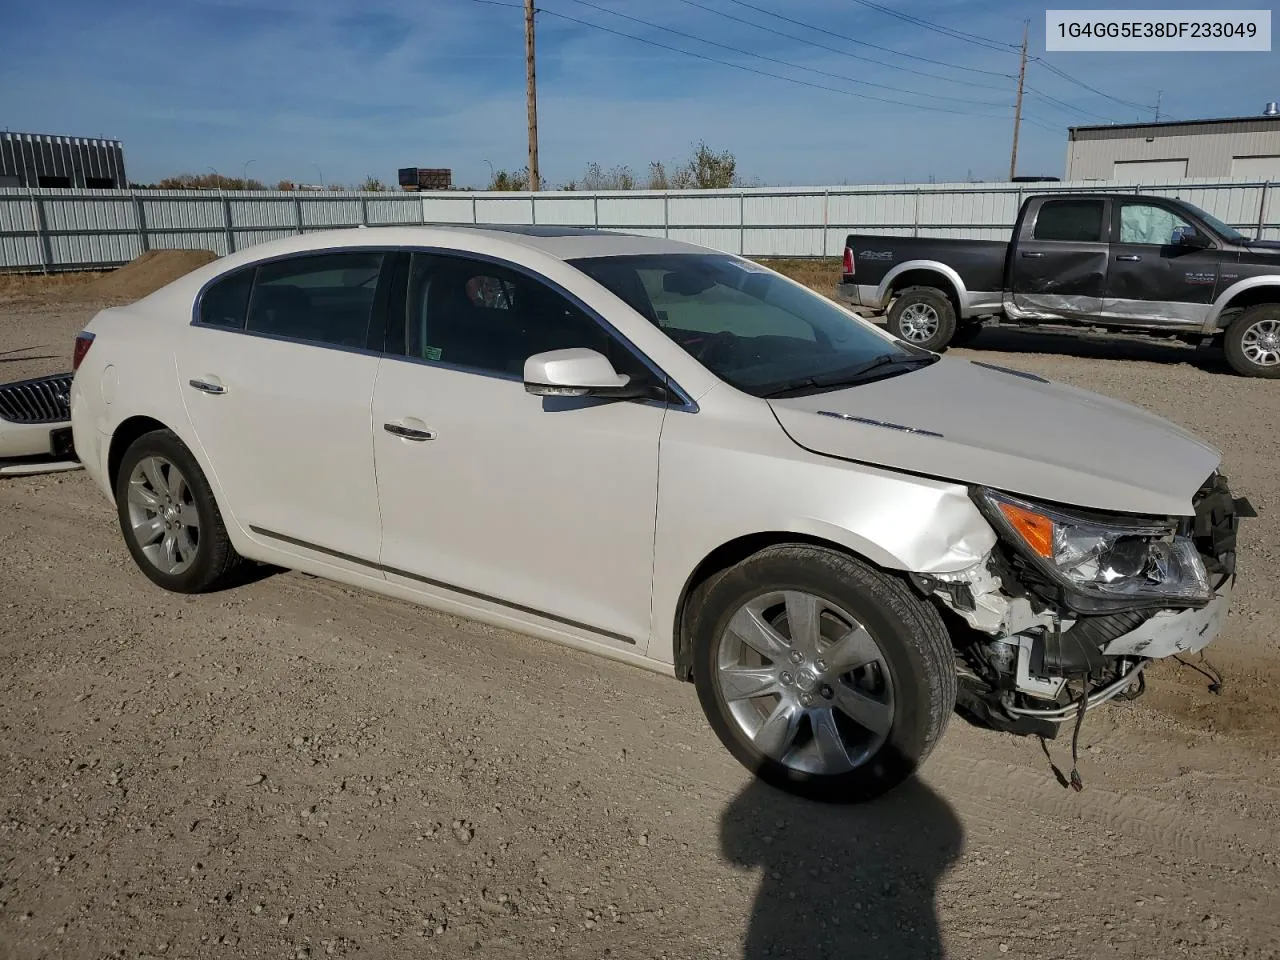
[217,224,714,265]
[122,224,723,311]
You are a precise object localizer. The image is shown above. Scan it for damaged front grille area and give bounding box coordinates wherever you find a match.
[0,373,73,425]
[1190,472,1253,582]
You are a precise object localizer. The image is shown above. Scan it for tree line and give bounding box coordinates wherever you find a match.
[128,142,740,193]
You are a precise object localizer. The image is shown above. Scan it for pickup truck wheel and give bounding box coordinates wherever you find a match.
[689,544,956,803]
[886,287,956,352]
[1224,305,1280,378]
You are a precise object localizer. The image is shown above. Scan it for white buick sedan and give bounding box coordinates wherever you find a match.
[70,226,1247,801]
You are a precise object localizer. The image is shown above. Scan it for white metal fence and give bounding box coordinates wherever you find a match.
[2,178,1276,273]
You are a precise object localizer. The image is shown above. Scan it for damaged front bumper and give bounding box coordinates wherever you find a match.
[926,471,1250,732]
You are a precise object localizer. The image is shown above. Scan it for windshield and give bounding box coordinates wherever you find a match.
[1175,200,1245,243]
[568,253,917,396]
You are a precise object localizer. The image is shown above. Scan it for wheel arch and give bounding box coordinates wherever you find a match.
[878,263,965,318]
[1208,278,1280,329]
[670,531,905,683]
[107,415,172,494]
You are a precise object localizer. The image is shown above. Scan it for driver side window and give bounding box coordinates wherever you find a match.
[401,253,648,380]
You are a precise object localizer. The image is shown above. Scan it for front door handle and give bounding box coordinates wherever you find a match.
[1020,251,1045,258]
[188,378,227,395]
[1116,254,1142,262]
[384,422,436,442]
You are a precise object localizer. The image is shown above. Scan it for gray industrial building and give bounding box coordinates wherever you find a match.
[0,131,127,189]
[1066,104,1280,183]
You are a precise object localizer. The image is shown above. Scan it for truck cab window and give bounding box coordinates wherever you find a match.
[1032,199,1105,243]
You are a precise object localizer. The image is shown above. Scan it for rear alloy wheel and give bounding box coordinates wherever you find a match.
[1224,304,1280,378]
[885,286,957,352]
[690,545,956,802]
[115,429,243,593]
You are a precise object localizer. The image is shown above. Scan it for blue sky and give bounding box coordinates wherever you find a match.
[1,0,1275,188]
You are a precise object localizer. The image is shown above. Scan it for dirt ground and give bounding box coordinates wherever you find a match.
[2,268,1280,960]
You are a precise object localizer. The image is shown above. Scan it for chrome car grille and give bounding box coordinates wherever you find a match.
[0,373,73,425]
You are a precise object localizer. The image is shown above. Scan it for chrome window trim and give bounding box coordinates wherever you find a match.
[188,243,699,413]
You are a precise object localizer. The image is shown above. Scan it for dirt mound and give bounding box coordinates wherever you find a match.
[87,249,217,301]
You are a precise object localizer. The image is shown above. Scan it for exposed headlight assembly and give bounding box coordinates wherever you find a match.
[973,488,1213,612]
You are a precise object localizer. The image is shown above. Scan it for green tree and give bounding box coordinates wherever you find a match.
[488,167,530,191]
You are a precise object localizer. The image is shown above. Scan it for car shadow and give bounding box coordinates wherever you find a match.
[720,774,963,960]
[954,326,1231,373]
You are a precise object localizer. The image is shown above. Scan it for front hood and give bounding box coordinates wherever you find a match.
[768,357,1220,517]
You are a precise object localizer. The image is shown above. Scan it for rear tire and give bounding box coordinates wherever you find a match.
[115,428,244,593]
[1223,304,1280,378]
[689,544,956,803]
[886,286,957,352]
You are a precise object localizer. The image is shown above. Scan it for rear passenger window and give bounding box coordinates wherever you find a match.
[198,268,254,329]
[1032,199,1105,243]
[245,252,384,348]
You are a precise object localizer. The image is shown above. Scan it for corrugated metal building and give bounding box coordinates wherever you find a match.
[0,132,128,189]
[1066,106,1280,183]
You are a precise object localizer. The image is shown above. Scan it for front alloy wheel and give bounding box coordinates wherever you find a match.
[1224,304,1280,378]
[715,591,895,776]
[691,544,956,802]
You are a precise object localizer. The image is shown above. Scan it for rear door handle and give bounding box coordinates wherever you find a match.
[188,378,226,395]
[1115,254,1141,261]
[1020,251,1045,258]
[384,422,436,442]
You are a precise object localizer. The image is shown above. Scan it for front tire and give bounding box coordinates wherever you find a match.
[115,429,244,593]
[1223,305,1280,378]
[885,286,957,352]
[689,545,956,803]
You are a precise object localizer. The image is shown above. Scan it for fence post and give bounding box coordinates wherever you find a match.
[31,191,52,273]
[739,193,746,256]
[221,193,235,254]
[132,192,149,254]
[530,192,537,226]
[663,192,670,238]
[821,188,830,258]
[360,196,369,226]
[593,193,599,227]
[912,187,921,238]
[1258,181,1270,240]
[471,195,478,224]
[294,196,303,236]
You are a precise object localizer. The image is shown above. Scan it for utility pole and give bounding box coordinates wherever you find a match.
[525,0,541,192]
[1154,90,1162,123]
[1009,19,1029,181]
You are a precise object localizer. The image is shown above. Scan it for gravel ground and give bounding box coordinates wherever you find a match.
[2,291,1280,960]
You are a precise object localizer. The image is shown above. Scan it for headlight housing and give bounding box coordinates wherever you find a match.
[974,488,1213,611]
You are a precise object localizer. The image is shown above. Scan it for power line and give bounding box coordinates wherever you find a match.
[719,0,1015,79]
[534,6,1017,119]
[1031,59,1155,113]
[671,0,1014,94]
[846,0,1021,53]
[466,1,1065,132]
[1025,85,1119,125]
[561,0,1009,107]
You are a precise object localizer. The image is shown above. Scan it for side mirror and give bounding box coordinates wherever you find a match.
[523,348,631,398]
[1177,228,1212,249]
